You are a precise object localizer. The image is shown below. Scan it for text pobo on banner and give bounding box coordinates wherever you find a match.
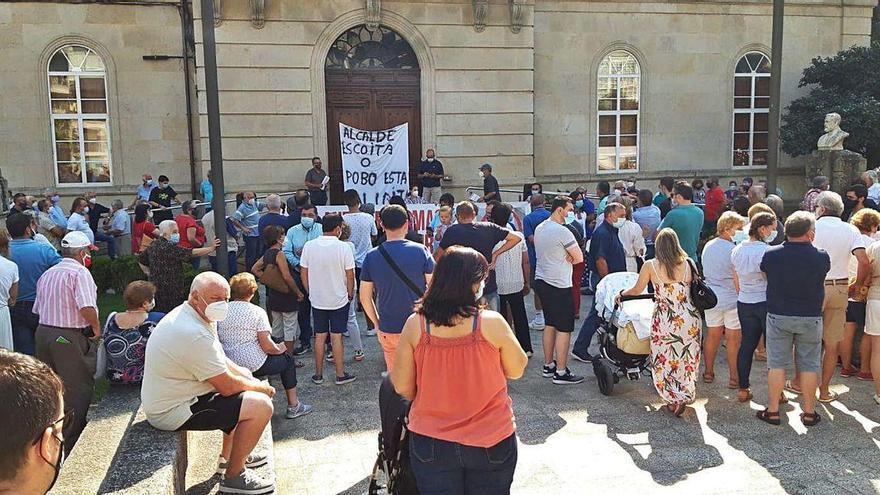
[340,122,410,204]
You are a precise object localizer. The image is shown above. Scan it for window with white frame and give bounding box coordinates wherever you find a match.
[597,50,640,172]
[732,52,770,167]
[48,45,112,185]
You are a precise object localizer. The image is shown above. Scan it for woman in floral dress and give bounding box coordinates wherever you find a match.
[620,228,702,416]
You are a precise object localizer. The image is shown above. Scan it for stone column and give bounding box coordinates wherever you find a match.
[806,149,867,195]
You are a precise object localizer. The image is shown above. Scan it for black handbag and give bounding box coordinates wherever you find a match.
[687,259,717,311]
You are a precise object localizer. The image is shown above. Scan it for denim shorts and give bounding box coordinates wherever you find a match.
[766,313,823,373]
[312,303,350,334]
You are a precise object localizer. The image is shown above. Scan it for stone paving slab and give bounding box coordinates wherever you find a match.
[268,295,880,494]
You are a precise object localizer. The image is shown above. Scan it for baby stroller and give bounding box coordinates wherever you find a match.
[368,376,420,495]
[591,272,654,396]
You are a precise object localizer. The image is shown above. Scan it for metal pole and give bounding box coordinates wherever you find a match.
[766,0,784,195]
[200,0,229,277]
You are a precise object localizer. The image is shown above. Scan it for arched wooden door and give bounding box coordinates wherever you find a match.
[325,25,421,203]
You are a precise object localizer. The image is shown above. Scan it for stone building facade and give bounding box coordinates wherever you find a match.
[1,0,876,204]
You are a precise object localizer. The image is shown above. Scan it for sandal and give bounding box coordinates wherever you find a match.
[784,380,802,395]
[818,391,839,403]
[737,389,753,403]
[703,371,715,384]
[728,379,739,390]
[756,408,781,425]
[800,411,821,427]
[778,393,789,405]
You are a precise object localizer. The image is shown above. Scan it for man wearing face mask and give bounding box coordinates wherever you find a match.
[142,272,276,494]
[304,157,328,206]
[0,350,66,495]
[135,174,157,205]
[43,188,68,229]
[33,231,100,450]
[842,183,876,222]
[231,191,266,273]
[284,205,323,356]
[571,203,627,363]
[148,175,178,223]
[7,214,62,355]
[418,148,444,204]
[65,197,94,244]
[658,181,704,260]
[9,193,30,217]
[479,164,501,202]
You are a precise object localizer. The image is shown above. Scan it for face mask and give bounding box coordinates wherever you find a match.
[51,195,60,204]
[169,233,180,244]
[301,217,315,229]
[626,181,635,188]
[202,297,229,322]
[246,199,255,206]
[82,206,90,214]
[147,211,154,219]
[475,280,485,301]
[612,217,626,229]
[763,230,778,244]
[844,198,857,209]
[83,253,92,268]
[146,299,156,311]
[531,189,540,194]
[575,199,584,209]
[411,190,419,197]
[479,172,485,178]
[426,157,434,162]
[565,212,577,224]
[159,183,168,189]
[732,230,748,244]
[88,198,97,204]
[729,185,737,191]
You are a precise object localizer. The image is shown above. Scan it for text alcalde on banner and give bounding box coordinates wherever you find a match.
[340,122,409,204]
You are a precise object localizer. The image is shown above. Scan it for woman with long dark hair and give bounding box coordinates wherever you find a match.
[132,203,159,253]
[392,246,527,493]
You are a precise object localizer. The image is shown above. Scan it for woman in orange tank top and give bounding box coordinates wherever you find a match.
[392,246,528,494]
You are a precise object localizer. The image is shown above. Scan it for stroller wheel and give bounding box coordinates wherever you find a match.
[595,360,615,396]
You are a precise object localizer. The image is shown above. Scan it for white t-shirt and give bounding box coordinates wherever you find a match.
[534,220,577,289]
[869,183,880,204]
[68,212,93,243]
[300,235,356,310]
[814,216,865,280]
[494,231,527,295]
[343,212,378,267]
[217,301,271,372]
[141,303,228,431]
[0,255,19,310]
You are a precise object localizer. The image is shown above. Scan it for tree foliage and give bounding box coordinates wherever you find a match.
[780,42,880,165]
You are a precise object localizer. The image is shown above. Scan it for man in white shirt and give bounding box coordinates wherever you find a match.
[301,214,357,386]
[142,272,276,494]
[534,196,585,385]
[794,191,871,403]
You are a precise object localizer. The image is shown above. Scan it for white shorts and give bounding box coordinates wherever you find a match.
[704,307,741,329]
[865,300,880,336]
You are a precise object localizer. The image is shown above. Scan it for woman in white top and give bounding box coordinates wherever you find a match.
[0,230,19,350]
[217,273,312,420]
[67,197,94,243]
[700,211,746,388]
[841,208,880,379]
[613,198,646,272]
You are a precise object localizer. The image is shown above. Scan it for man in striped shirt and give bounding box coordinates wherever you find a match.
[33,231,99,451]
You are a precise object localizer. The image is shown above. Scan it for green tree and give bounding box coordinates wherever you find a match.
[780,42,880,166]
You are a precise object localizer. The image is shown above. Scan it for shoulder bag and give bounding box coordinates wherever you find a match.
[378,244,424,298]
[686,258,717,311]
[259,254,291,294]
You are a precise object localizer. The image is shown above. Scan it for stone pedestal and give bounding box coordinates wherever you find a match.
[805,149,867,195]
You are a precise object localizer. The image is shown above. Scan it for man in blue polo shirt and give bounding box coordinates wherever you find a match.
[418,149,444,204]
[231,191,265,273]
[6,213,62,355]
[572,203,627,362]
[523,194,550,329]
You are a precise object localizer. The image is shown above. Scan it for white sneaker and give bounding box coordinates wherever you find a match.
[529,316,545,331]
[366,329,377,336]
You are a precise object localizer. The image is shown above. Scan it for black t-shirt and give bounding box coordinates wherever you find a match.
[87,202,110,232]
[419,160,444,188]
[483,175,501,201]
[440,222,509,294]
[149,186,177,222]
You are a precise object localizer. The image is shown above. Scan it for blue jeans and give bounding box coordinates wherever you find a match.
[292,268,312,346]
[10,301,38,355]
[243,236,263,273]
[737,301,767,389]
[95,231,116,259]
[208,250,238,276]
[645,244,655,260]
[573,272,600,356]
[409,432,517,495]
[309,190,327,206]
[253,353,297,390]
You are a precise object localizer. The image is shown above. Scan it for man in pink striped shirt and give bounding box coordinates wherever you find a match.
[34,230,99,451]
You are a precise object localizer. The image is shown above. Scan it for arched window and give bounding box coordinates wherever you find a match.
[597,50,640,172]
[47,45,112,185]
[732,52,770,167]
[325,25,418,70]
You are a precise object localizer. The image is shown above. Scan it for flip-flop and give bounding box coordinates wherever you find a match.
[818,391,839,403]
[784,380,802,395]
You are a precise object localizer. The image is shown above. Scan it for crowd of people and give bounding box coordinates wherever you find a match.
[5,157,880,494]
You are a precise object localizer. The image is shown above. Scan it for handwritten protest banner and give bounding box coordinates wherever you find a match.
[340,122,409,204]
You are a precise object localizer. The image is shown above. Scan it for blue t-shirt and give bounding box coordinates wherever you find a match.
[200,179,213,203]
[587,221,626,274]
[9,239,62,301]
[761,241,830,317]
[258,212,291,236]
[659,204,704,259]
[523,208,550,268]
[361,240,435,334]
[233,201,263,237]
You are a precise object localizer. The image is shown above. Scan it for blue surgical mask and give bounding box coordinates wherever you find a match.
[732,230,748,244]
[575,199,584,209]
[566,212,577,224]
[763,230,778,244]
[612,218,626,229]
[51,195,60,204]
[301,217,315,229]
[169,233,180,244]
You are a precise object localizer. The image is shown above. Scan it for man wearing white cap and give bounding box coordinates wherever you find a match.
[33,230,99,450]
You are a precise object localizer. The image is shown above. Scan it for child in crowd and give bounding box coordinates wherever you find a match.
[432,206,453,252]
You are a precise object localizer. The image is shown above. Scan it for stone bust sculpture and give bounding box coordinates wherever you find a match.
[817,112,849,151]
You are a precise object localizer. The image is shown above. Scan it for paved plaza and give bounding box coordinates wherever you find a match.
[265,294,880,495]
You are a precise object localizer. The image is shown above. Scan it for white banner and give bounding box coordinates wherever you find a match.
[340,122,410,205]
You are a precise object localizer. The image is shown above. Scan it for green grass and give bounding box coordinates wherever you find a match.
[97,292,126,324]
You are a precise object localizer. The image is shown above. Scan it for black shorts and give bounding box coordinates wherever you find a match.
[176,392,243,434]
[534,279,575,332]
[846,301,866,326]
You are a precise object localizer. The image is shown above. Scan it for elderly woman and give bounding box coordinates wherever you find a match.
[700,211,747,387]
[0,230,18,351]
[731,212,777,402]
[218,273,313,419]
[102,281,164,384]
[621,228,702,416]
[393,246,527,493]
[138,220,218,313]
[614,198,646,273]
[840,208,880,379]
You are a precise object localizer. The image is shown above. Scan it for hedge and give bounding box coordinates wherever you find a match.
[90,255,205,294]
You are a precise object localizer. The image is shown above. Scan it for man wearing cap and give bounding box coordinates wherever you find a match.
[33,231,100,449]
[480,164,501,202]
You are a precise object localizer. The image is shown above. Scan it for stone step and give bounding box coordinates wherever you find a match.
[185,419,276,494]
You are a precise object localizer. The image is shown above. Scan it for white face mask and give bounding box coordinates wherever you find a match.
[479,172,485,178]
[200,295,229,322]
[475,280,485,301]
[82,206,90,214]
[426,157,434,162]
[146,299,156,311]
[612,217,626,229]
[88,198,97,204]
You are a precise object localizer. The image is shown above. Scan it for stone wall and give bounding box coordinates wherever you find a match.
[0,1,192,198]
